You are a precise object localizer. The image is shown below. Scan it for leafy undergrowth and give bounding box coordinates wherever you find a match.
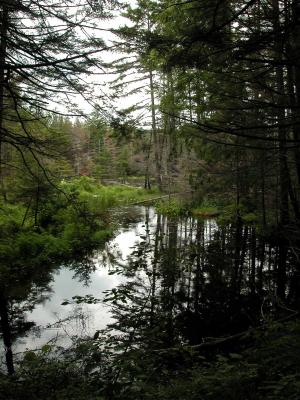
[1,319,299,400]
[216,203,260,225]
[191,200,262,223]
[113,318,300,400]
[155,199,188,217]
[0,177,160,270]
[139,319,300,400]
[61,176,160,213]
[155,198,261,222]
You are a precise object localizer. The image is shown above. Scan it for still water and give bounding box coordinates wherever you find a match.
[1,206,299,371]
[12,207,153,355]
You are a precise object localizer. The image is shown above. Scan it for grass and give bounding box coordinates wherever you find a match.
[191,200,262,225]
[61,176,160,214]
[155,199,189,217]
[216,203,261,225]
[0,176,161,264]
[190,198,221,218]
[125,175,146,185]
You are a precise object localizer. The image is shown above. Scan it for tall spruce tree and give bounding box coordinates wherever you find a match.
[140,0,300,229]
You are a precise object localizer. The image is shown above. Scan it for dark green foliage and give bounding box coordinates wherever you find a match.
[155,199,188,217]
[1,319,298,400]
[1,202,300,400]
[0,355,102,400]
[0,183,111,272]
[140,320,300,400]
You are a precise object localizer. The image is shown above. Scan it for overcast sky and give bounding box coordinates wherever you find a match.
[71,0,150,125]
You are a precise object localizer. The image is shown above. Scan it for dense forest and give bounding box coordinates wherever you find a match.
[0,0,300,399]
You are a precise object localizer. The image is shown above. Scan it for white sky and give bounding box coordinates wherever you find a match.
[71,0,151,126]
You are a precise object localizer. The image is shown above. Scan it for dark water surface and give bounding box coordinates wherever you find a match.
[1,206,299,371]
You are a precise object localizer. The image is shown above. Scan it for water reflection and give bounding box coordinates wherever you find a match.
[1,206,300,374]
[0,208,146,373]
[104,210,300,352]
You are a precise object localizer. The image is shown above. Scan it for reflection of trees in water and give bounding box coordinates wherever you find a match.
[0,279,53,375]
[68,256,97,285]
[105,209,300,352]
[2,206,300,381]
[111,206,144,230]
[43,305,94,343]
[0,254,100,374]
[93,210,300,398]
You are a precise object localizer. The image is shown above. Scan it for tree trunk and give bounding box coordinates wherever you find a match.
[144,131,152,189]
[0,3,9,201]
[257,240,265,297]
[0,295,15,375]
[260,156,267,227]
[166,71,177,193]
[287,65,300,185]
[237,225,248,296]
[150,213,161,328]
[277,241,288,301]
[149,69,163,190]
[272,0,290,226]
[292,0,300,115]
[250,227,256,295]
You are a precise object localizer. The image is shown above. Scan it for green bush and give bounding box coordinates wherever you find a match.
[155,199,188,217]
[138,320,300,400]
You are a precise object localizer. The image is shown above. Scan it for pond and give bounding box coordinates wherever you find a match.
[1,206,299,373]
[13,207,150,354]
